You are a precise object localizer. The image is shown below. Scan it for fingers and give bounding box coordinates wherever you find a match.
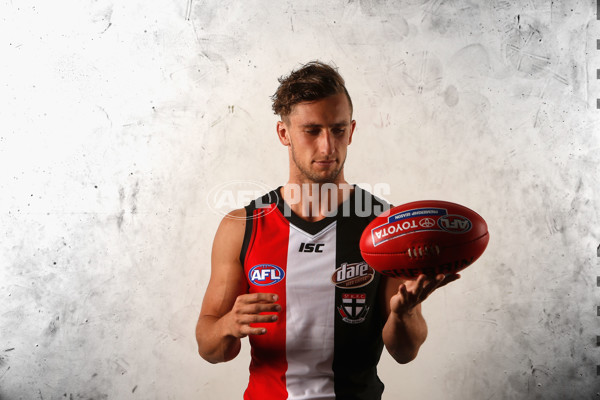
[240,292,280,304]
[239,322,273,337]
[396,273,460,307]
[415,273,459,300]
[235,309,279,324]
[437,273,461,288]
[401,274,435,303]
[229,293,281,338]
[236,294,281,312]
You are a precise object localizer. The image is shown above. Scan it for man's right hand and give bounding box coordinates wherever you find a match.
[225,293,281,338]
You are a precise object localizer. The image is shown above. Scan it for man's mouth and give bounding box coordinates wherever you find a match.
[314,160,336,166]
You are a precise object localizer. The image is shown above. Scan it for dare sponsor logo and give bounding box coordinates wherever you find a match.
[248,264,285,286]
[438,215,472,233]
[331,262,374,289]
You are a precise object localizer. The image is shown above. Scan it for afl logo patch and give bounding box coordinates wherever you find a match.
[438,215,472,233]
[249,264,285,286]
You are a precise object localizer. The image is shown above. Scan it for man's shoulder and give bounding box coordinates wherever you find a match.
[217,208,247,233]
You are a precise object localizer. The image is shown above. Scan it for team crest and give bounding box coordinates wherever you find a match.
[337,293,369,324]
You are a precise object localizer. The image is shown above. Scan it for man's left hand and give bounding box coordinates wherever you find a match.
[389,273,460,316]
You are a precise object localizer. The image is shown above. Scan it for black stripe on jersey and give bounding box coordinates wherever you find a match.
[240,207,253,267]
[333,186,390,400]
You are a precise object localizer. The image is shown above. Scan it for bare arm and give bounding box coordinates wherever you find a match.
[381,274,459,364]
[195,209,280,364]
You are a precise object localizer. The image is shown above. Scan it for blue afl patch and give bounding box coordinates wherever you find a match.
[249,264,285,286]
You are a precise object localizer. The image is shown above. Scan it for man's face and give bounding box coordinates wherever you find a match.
[277,93,356,184]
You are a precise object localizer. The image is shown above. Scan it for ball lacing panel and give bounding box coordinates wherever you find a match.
[407,244,440,259]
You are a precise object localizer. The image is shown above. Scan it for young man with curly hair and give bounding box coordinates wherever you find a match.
[196,61,458,400]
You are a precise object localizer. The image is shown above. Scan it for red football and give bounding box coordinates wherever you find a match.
[360,200,489,279]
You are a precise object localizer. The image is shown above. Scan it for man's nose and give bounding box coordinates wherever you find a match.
[318,131,334,155]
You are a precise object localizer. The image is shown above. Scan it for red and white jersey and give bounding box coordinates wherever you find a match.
[240,186,390,400]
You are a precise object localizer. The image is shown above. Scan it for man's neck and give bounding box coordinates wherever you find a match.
[281,181,354,222]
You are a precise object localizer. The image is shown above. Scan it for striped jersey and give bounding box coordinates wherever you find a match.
[240,186,390,400]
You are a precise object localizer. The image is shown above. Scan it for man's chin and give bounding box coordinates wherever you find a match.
[307,170,342,184]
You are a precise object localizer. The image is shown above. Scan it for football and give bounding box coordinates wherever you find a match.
[359,200,489,279]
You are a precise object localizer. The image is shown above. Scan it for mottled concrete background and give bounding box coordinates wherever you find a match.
[1,0,599,399]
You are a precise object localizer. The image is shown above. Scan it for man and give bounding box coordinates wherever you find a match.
[196,61,459,399]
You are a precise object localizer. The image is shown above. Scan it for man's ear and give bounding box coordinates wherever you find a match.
[348,119,356,145]
[277,120,291,146]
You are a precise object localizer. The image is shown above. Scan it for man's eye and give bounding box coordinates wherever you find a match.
[307,130,320,135]
[333,129,345,135]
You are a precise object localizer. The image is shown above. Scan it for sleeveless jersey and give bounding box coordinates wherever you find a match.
[240,186,390,400]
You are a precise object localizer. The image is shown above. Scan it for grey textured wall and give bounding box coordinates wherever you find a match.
[1,0,599,399]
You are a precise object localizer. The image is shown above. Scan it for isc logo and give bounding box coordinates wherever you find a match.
[249,264,285,286]
[438,215,472,233]
[298,243,325,253]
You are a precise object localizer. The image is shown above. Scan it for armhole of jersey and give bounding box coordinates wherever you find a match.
[239,203,255,268]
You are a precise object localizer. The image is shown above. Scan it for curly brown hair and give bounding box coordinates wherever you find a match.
[271,61,353,119]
